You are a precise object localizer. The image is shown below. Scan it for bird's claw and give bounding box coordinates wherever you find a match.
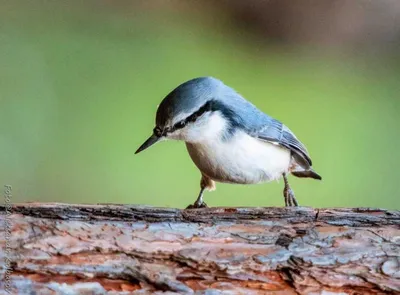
[186,201,208,209]
[284,187,298,207]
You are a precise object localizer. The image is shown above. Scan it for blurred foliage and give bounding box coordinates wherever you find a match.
[0,1,399,209]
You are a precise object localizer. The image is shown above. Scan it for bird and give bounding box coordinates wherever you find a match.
[135,77,321,208]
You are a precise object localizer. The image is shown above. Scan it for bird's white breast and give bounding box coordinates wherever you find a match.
[185,113,291,184]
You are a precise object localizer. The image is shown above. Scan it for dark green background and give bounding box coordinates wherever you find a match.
[1,1,399,209]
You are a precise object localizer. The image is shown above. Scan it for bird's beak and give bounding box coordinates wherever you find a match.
[135,133,162,154]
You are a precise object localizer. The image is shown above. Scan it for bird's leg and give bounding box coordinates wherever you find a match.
[186,175,215,209]
[190,188,206,209]
[186,188,207,209]
[283,173,298,207]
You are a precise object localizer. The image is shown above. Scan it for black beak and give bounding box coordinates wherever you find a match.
[135,133,161,154]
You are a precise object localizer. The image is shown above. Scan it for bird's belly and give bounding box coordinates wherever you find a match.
[186,131,291,184]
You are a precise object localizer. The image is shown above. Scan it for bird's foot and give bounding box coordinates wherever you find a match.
[185,201,208,209]
[284,187,298,207]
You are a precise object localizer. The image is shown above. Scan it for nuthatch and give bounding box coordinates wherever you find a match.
[136,77,321,208]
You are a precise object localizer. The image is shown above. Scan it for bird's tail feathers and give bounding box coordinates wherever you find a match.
[291,168,322,180]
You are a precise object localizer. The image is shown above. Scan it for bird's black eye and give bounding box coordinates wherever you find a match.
[175,121,186,129]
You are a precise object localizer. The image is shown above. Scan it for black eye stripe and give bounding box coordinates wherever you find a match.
[171,100,213,131]
[165,99,238,135]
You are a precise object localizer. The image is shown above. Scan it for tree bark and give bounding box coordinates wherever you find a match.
[0,203,399,294]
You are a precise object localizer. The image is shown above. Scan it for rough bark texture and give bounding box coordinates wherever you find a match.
[0,203,399,295]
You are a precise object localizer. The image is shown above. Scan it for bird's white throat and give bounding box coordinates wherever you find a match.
[167,111,228,143]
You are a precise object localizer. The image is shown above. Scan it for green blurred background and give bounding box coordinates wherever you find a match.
[1,0,399,209]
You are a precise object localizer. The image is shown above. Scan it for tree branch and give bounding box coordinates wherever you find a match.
[1,203,399,294]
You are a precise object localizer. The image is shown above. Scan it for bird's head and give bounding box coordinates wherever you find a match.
[135,77,230,154]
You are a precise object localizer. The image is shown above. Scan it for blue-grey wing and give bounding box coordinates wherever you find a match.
[249,117,312,169]
[218,86,312,168]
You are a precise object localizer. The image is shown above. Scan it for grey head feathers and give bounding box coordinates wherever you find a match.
[154,76,316,171]
[156,77,223,129]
